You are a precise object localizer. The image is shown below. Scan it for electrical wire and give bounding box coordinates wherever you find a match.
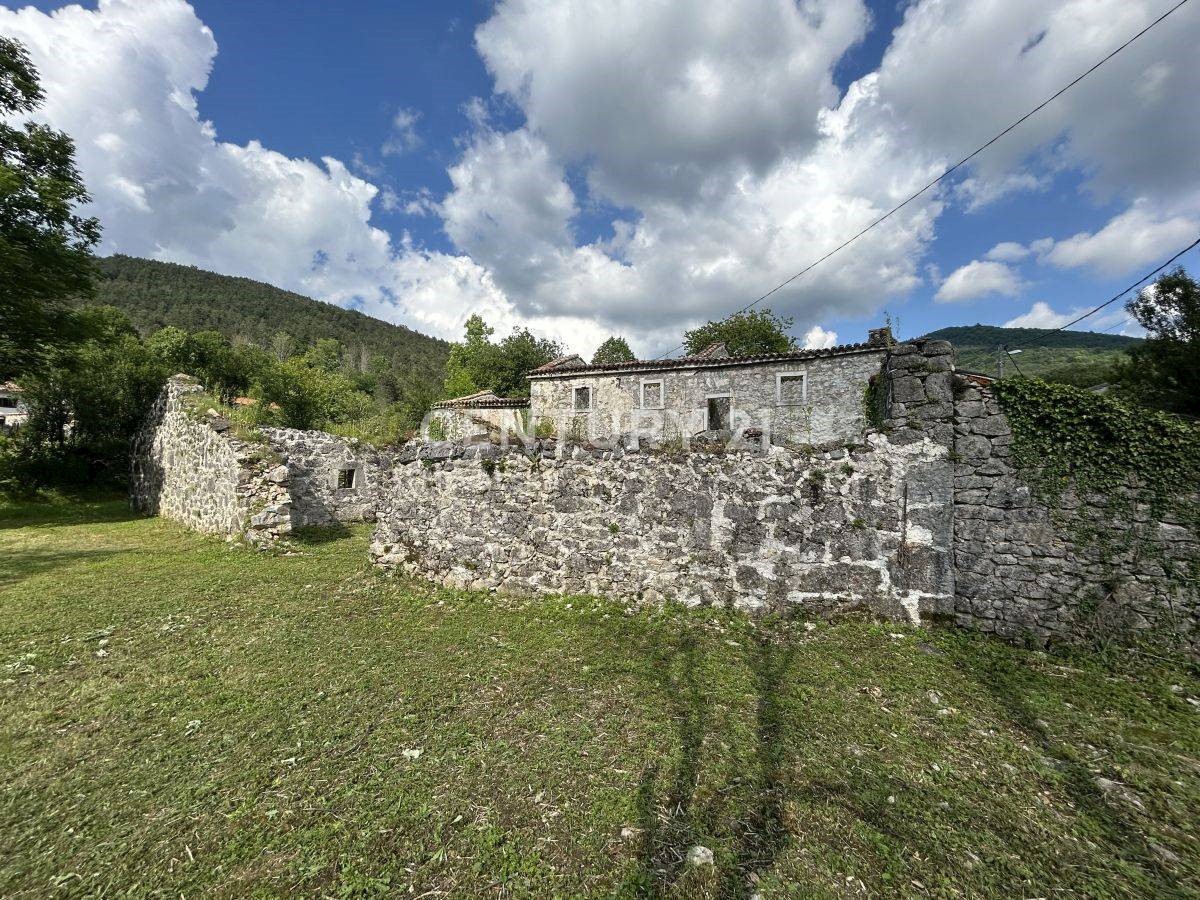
[653,0,1193,360]
[1005,235,1200,350]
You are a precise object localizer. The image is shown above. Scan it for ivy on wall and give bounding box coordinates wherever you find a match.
[993,377,1200,513]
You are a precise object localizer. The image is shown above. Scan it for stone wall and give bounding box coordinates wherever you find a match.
[259,427,384,527]
[883,341,1198,650]
[952,381,1198,650]
[130,376,292,545]
[371,434,953,623]
[428,405,527,442]
[529,349,885,446]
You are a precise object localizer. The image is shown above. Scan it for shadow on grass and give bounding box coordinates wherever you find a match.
[948,644,1180,896]
[0,547,122,590]
[620,628,797,899]
[290,522,355,545]
[0,492,138,530]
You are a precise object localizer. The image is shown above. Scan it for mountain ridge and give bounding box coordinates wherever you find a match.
[84,255,450,382]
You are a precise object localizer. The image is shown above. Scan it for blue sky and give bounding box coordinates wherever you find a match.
[6,0,1199,355]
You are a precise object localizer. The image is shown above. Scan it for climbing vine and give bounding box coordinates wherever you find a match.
[992,378,1200,514]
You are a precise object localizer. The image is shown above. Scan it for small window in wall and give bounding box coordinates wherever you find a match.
[573,386,592,411]
[0,398,14,408]
[707,395,731,431]
[640,379,664,409]
[776,372,807,405]
[337,468,356,490]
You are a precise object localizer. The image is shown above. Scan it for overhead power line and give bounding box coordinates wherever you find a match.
[655,0,1193,359]
[1006,235,1200,350]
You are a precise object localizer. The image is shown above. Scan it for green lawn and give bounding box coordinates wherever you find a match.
[2,495,1198,898]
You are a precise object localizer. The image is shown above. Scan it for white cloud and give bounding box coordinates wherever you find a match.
[1004,300,1139,335]
[934,260,1023,303]
[475,0,871,205]
[381,107,422,156]
[985,241,1032,262]
[5,0,1200,360]
[1003,301,1073,329]
[1039,203,1198,277]
[802,326,838,349]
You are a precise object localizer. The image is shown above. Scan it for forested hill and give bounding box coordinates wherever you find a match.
[921,324,1141,383]
[86,255,450,380]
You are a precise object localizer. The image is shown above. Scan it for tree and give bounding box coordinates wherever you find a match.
[441,316,560,399]
[682,308,796,357]
[1115,267,1200,416]
[8,307,167,485]
[443,314,495,398]
[0,38,101,380]
[591,336,636,365]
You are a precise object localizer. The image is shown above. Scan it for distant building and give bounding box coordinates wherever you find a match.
[0,382,28,431]
[526,328,894,446]
[428,390,529,441]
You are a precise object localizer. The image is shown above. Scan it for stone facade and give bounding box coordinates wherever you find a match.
[371,434,954,622]
[529,346,885,446]
[130,376,292,546]
[260,427,384,527]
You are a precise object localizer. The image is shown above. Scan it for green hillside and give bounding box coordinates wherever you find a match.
[922,324,1141,384]
[84,255,450,382]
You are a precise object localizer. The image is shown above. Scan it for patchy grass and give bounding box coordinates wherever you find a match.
[1,495,1198,898]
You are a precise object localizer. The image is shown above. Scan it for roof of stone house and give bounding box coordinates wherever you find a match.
[0,382,22,393]
[955,370,996,385]
[527,338,884,380]
[432,389,530,409]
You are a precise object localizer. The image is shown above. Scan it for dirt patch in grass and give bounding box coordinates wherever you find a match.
[2,495,1198,897]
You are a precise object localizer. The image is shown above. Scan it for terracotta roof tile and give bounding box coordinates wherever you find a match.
[527,340,882,379]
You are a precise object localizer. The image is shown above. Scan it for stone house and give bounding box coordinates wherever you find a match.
[527,327,893,445]
[0,382,28,431]
[428,390,529,441]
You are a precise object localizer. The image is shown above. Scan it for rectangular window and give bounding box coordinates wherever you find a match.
[706,396,731,431]
[337,468,356,490]
[573,386,592,411]
[776,372,807,405]
[0,398,14,408]
[640,379,663,409]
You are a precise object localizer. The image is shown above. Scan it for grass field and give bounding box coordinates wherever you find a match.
[2,495,1199,898]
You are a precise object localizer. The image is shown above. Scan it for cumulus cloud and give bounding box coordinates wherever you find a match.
[1003,301,1073,329]
[4,0,1199,357]
[474,0,871,205]
[1038,203,1198,277]
[986,241,1032,262]
[1004,300,1139,335]
[934,260,1023,303]
[802,326,838,349]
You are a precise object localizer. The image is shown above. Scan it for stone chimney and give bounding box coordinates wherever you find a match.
[868,326,893,347]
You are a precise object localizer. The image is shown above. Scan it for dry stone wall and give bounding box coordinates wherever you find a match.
[886,342,1199,650]
[260,427,384,527]
[952,382,1198,650]
[370,434,954,623]
[130,376,292,546]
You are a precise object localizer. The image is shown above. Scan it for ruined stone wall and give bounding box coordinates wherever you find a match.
[529,350,885,446]
[428,406,527,442]
[371,434,954,623]
[952,382,1198,650]
[130,376,292,545]
[883,341,1199,650]
[259,427,384,527]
